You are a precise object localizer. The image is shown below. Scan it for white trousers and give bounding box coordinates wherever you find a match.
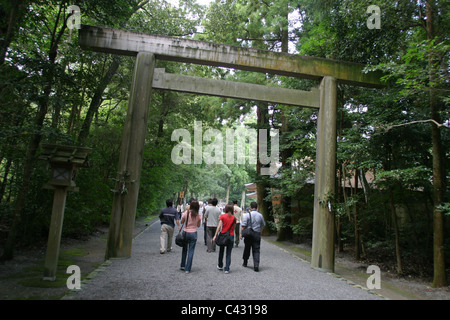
[160,224,174,252]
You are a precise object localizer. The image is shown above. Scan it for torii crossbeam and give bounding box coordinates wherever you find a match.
[79,25,382,88]
[78,25,383,272]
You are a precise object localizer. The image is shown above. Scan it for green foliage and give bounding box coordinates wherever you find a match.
[437,203,450,216]
[374,166,432,190]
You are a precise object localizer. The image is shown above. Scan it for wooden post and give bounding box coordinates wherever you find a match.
[311,76,337,272]
[43,187,67,280]
[106,52,156,259]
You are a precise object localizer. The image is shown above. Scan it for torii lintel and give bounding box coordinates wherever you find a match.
[78,25,384,88]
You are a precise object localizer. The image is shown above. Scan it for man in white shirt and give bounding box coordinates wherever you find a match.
[204,198,221,252]
[233,200,243,247]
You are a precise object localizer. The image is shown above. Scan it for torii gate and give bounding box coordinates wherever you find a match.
[79,25,383,272]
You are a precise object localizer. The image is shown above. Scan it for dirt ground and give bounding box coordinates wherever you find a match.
[0,217,449,300]
[0,217,153,300]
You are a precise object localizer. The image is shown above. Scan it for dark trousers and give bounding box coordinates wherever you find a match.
[218,235,234,272]
[234,223,240,246]
[242,233,261,267]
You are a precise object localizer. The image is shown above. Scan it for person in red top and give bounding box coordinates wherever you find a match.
[213,204,236,274]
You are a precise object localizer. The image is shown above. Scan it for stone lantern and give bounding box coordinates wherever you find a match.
[39,144,92,281]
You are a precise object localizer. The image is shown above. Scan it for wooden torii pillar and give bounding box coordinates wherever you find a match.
[78,25,383,271]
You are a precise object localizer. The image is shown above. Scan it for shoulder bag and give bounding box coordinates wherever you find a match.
[175,210,189,247]
[215,216,235,247]
[241,212,254,239]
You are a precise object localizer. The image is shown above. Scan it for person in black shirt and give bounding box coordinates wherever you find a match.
[159,199,181,254]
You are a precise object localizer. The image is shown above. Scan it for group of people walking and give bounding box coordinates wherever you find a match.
[158,198,265,274]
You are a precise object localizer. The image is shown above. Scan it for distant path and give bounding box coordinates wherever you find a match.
[63,220,383,300]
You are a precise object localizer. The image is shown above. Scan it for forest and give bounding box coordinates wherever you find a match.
[0,0,448,287]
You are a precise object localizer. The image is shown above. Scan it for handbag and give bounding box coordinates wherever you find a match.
[175,210,189,247]
[241,212,254,239]
[216,230,231,247]
[215,217,235,247]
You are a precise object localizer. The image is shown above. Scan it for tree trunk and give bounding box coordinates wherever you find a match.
[77,56,121,146]
[389,188,403,275]
[225,179,230,204]
[336,163,343,252]
[336,98,345,253]
[0,0,28,65]
[0,157,12,206]
[426,0,447,288]
[276,8,294,241]
[256,102,272,235]
[353,170,360,260]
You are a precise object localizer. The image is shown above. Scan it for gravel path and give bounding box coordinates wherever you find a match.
[63,220,383,300]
